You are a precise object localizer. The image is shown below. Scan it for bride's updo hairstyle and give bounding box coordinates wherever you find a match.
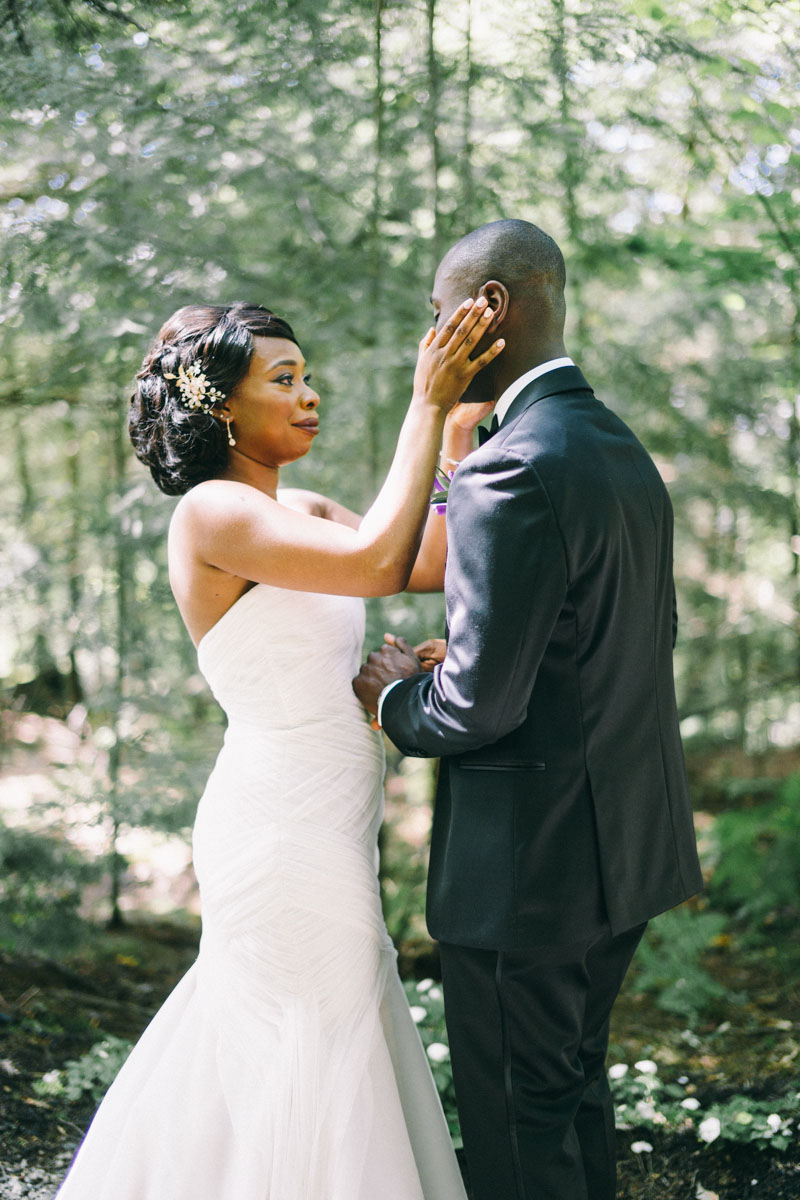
[130,302,298,495]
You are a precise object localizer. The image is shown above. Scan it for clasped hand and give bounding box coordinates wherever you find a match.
[352,633,447,724]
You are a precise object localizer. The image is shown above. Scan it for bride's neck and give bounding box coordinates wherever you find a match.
[216,450,280,499]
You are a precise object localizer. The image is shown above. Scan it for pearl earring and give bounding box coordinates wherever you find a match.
[224,415,236,447]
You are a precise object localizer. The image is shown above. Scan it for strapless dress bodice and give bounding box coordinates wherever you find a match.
[197,583,375,738]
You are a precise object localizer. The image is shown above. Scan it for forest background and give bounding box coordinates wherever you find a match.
[1,1,799,1196]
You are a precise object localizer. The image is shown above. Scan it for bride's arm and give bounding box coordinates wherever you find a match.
[404,400,495,593]
[276,488,362,529]
[277,401,494,591]
[175,302,503,598]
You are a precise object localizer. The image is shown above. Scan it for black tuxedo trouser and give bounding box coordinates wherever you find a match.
[439,923,646,1200]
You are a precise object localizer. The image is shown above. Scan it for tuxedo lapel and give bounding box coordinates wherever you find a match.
[499,366,594,430]
[477,414,500,445]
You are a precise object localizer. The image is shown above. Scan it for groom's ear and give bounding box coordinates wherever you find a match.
[477,280,509,328]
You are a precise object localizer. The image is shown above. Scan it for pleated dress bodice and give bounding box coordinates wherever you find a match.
[193,585,391,997]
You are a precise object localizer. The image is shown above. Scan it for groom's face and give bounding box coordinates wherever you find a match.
[431,263,498,404]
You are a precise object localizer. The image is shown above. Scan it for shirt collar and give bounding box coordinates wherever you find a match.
[494,357,575,426]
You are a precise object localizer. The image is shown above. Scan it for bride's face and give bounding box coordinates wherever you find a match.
[225,336,320,467]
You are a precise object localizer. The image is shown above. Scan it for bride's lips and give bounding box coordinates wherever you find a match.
[292,418,319,436]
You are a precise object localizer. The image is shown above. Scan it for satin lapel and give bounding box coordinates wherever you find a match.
[499,366,594,430]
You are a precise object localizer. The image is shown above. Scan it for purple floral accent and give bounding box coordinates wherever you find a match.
[430,464,454,513]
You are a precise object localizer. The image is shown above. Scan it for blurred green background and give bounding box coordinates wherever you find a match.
[1,1,799,1189]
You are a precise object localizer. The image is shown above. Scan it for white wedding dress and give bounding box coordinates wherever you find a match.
[56,584,466,1200]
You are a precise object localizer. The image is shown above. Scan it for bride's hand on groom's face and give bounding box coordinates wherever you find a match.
[412,297,504,414]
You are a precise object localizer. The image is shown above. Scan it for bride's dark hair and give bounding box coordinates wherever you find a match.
[129,302,298,495]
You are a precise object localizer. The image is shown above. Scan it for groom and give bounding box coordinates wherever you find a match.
[353,219,703,1200]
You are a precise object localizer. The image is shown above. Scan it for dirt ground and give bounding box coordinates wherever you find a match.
[1,918,798,1199]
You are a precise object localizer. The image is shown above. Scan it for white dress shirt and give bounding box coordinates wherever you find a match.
[375,357,575,727]
[493,357,574,426]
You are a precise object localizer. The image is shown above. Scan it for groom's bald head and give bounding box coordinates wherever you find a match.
[437,219,566,325]
[431,220,569,402]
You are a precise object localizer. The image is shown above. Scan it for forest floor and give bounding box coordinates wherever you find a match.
[0,918,798,1199]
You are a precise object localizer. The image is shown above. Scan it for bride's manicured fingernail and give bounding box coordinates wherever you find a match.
[462,298,474,308]
[482,307,494,318]
[475,296,487,308]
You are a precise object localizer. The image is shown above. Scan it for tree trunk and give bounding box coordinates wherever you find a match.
[461,0,475,228]
[550,0,588,351]
[788,296,800,677]
[13,407,35,516]
[106,402,129,929]
[64,400,83,707]
[364,0,386,500]
[425,0,443,266]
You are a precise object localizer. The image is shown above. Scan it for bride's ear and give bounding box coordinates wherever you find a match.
[478,280,509,328]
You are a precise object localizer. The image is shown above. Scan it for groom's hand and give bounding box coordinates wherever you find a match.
[353,635,422,717]
[412,637,447,672]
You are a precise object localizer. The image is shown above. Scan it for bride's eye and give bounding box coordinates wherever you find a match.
[274,373,294,386]
[303,374,312,385]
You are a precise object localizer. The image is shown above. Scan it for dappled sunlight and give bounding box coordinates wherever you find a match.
[1,711,201,921]
[1,0,798,1193]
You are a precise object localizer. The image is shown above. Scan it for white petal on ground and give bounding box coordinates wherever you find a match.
[699,1116,722,1143]
[634,1059,658,1074]
[426,1042,450,1063]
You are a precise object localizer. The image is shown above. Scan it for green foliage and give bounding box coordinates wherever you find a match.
[0,0,798,920]
[380,863,428,949]
[402,978,460,1147]
[611,1059,800,1152]
[630,906,732,1020]
[406,1002,800,1156]
[709,774,800,926]
[696,1095,800,1153]
[33,1035,134,1104]
[0,818,99,953]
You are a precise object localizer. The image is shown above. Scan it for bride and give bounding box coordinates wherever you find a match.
[55,297,502,1199]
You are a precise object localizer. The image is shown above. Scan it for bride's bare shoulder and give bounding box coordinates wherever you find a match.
[171,479,277,531]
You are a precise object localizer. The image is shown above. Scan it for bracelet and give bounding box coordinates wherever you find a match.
[440,454,463,469]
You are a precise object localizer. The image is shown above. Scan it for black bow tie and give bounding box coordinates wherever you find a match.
[478,414,500,445]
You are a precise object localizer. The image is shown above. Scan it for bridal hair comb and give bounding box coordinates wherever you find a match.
[163,361,226,413]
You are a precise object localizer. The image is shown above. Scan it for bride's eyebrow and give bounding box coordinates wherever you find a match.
[267,358,306,373]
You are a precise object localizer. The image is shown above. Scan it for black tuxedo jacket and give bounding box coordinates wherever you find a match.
[382,366,703,950]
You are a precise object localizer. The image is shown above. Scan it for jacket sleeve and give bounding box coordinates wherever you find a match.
[381,448,568,758]
[672,581,678,649]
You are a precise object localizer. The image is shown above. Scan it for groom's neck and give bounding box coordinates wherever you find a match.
[493,337,569,399]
